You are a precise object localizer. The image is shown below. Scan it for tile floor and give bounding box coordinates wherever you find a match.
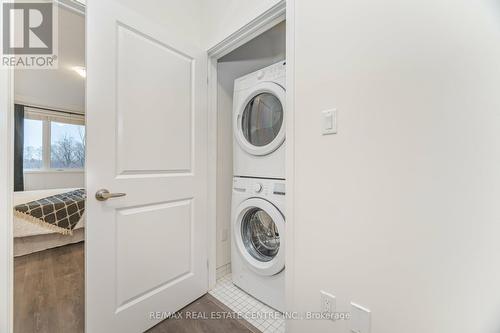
[209,274,285,333]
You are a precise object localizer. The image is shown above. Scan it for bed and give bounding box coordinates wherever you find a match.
[13,188,85,257]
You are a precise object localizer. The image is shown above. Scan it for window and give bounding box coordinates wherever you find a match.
[23,107,85,171]
[50,122,85,169]
[23,118,43,169]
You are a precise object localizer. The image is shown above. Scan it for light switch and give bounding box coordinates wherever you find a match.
[322,109,337,135]
[350,302,371,333]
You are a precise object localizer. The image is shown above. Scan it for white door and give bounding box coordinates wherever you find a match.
[86,1,207,332]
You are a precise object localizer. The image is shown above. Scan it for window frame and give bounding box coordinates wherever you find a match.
[23,107,85,173]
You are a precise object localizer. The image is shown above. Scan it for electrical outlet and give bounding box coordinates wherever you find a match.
[320,290,336,318]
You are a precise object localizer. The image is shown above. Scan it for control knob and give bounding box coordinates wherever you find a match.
[253,183,263,193]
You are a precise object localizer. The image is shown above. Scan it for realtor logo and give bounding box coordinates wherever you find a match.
[2,1,58,68]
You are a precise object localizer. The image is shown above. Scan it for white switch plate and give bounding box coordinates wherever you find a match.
[320,290,336,318]
[322,109,337,135]
[350,302,371,333]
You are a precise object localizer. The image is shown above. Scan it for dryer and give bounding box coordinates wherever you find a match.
[231,176,285,312]
[233,61,286,179]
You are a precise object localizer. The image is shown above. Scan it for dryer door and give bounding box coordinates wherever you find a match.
[234,198,285,276]
[234,82,285,156]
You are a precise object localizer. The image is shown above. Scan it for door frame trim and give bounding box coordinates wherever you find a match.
[0,66,14,333]
[0,2,83,331]
[284,0,296,325]
[205,0,291,293]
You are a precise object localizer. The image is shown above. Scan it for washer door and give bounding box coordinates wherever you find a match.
[234,198,285,276]
[234,82,285,156]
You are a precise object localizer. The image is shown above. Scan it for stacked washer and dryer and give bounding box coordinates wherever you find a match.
[231,61,286,312]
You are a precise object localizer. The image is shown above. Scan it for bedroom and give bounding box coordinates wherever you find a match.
[11,3,85,332]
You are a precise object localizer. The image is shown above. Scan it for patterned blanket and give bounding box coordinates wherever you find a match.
[14,189,86,235]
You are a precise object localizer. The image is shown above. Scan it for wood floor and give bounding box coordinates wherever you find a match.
[14,242,85,333]
[147,294,260,333]
[14,242,259,333]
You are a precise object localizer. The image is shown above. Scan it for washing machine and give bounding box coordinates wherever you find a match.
[233,61,286,179]
[231,176,285,312]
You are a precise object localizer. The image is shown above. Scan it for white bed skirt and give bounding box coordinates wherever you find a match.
[14,229,84,257]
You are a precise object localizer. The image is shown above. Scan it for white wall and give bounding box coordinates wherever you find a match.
[289,1,500,332]
[203,0,282,49]
[117,0,203,47]
[216,21,285,271]
[14,6,85,113]
[23,171,84,191]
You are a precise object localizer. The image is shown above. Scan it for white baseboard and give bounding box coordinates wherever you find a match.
[216,263,231,280]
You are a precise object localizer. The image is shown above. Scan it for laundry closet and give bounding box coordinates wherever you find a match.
[210,20,287,330]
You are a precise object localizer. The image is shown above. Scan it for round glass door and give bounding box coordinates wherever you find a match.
[234,82,286,156]
[241,207,280,262]
[241,93,283,147]
[234,198,285,276]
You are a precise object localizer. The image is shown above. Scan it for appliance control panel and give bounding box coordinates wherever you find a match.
[234,61,286,91]
[256,61,286,81]
[233,177,285,197]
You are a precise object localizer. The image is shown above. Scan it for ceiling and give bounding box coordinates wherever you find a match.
[14,5,85,113]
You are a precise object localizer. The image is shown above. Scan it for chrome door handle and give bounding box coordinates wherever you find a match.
[95,189,126,201]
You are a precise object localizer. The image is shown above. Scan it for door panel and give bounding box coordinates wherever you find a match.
[116,24,193,175]
[116,199,193,309]
[86,1,207,332]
